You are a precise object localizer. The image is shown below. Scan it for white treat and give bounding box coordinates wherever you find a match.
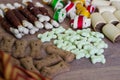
[51,20,59,28]
[97,49,104,55]
[35,2,44,7]
[22,0,32,5]
[97,6,116,13]
[102,24,120,42]
[44,16,50,21]
[76,49,86,59]
[89,47,99,55]
[91,0,110,7]
[94,32,104,38]
[13,3,24,8]
[15,33,23,39]
[22,20,34,29]
[18,25,29,34]
[22,27,29,34]
[81,32,90,37]
[29,29,36,34]
[114,10,120,21]
[6,3,15,10]
[0,9,4,17]
[44,22,53,29]
[91,55,106,64]
[102,11,119,24]
[111,1,120,10]
[0,4,7,10]
[35,21,44,29]
[41,37,51,42]
[10,27,19,34]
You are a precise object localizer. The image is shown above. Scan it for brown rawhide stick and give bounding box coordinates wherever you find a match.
[30,40,42,59]
[13,40,28,58]
[34,54,63,70]
[41,61,70,79]
[6,3,38,34]
[0,36,15,52]
[20,56,39,73]
[46,45,75,62]
[0,4,29,35]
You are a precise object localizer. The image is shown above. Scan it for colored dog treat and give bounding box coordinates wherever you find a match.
[97,6,116,13]
[0,36,15,52]
[102,24,120,42]
[70,15,91,29]
[0,4,29,35]
[20,56,39,73]
[46,45,75,62]
[41,61,70,79]
[91,12,106,32]
[30,40,42,59]
[10,57,21,67]
[114,10,120,21]
[34,54,63,70]
[13,40,27,58]
[14,3,44,29]
[101,11,119,25]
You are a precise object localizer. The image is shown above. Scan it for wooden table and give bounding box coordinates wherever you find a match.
[0,0,120,80]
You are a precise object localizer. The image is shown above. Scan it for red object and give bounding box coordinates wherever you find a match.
[66,2,74,12]
[87,5,95,13]
[77,16,83,29]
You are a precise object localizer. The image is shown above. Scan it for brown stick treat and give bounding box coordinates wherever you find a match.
[19,7,38,24]
[34,54,63,70]
[10,56,21,67]
[0,36,15,52]
[30,40,42,59]
[13,40,28,58]
[20,56,39,73]
[41,61,70,79]
[26,2,42,16]
[46,45,75,63]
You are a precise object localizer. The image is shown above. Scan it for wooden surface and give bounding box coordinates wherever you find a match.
[0,0,120,80]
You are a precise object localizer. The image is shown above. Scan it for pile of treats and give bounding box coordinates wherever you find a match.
[91,0,120,42]
[0,0,59,39]
[38,27,108,64]
[0,36,75,79]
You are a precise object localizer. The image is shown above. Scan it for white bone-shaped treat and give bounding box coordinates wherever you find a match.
[91,54,106,64]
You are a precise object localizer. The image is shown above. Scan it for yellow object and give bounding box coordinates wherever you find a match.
[71,0,85,5]
[81,9,90,18]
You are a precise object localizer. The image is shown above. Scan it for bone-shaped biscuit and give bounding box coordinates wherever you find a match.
[30,40,42,59]
[10,56,21,67]
[0,36,15,52]
[20,56,39,73]
[34,54,63,70]
[41,61,70,79]
[46,45,75,62]
[13,40,27,58]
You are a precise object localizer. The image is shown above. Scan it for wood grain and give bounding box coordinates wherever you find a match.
[0,0,120,80]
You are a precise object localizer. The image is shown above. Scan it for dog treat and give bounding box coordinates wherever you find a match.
[91,0,110,7]
[0,15,22,39]
[34,54,63,70]
[0,36,15,52]
[13,40,27,58]
[114,10,120,21]
[15,3,44,29]
[6,3,36,33]
[102,23,120,42]
[10,56,21,67]
[0,4,29,34]
[20,57,39,73]
[91,12,106,32]
[116,23,120,30]
[97,6,116,13]
[30,40,42,59]
[111,1,120,10]
[101,11,119,25]
[46,45,75,62]
[35,2,59,28]
[41,61,70,79]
